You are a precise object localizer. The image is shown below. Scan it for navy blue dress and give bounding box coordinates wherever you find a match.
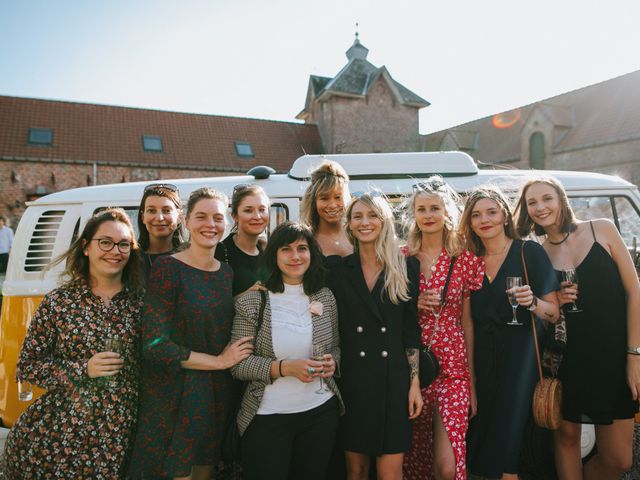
[466,240,559,478]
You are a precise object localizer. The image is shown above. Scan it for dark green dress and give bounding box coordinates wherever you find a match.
[128,256,235,479]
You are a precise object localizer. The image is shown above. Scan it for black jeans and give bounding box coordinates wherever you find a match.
[241,396,339,480]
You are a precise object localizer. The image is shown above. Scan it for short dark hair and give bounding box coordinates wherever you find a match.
[260,221,325,295]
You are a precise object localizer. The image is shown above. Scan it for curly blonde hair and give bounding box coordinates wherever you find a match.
[300,160,350,232]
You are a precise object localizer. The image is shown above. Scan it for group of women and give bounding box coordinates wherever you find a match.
[1,160,639,480]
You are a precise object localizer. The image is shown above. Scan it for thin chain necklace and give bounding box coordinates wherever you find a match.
[548,231,571,246]
[485,239,510,256]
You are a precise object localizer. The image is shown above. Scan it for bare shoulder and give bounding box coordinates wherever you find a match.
[590,218,621,243]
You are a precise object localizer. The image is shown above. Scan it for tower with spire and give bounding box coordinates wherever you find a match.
[297,32,429,154]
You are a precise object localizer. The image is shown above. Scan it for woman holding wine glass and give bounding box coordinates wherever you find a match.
[1,208,144,478]
[460,186,559,480]
[515,177,640,480]
[400,177,484,480]
[230,222,343,480]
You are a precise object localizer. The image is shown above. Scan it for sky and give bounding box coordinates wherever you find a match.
[2,0,640,134]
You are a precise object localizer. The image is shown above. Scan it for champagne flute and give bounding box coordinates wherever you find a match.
[506,277,524,326]
[431,286,444,321]
[312,345,330,394]
[561,268,583,313]
[104,337,124,388]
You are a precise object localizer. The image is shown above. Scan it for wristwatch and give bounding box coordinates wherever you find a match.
[627,346,640,355]
[527,296,538,311]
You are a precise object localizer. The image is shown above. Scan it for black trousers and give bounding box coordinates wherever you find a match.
[241,396,339,480]
[0,253,8,273]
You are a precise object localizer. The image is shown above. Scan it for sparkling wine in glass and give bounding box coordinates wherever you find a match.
[562,268,583,313]
[431,286,444,321]
[313,345,330,394]
[104,337,124,387]
[506,277,524,326]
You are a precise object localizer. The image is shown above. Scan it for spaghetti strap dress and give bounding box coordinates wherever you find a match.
[466,240,558,478]
[558,221,637,423]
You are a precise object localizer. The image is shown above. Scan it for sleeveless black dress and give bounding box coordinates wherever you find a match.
[558,223,637,423]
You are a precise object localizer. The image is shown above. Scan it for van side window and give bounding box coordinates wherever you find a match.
[613,196,640,247]
[93,207,141,238]
[269,203,289,233]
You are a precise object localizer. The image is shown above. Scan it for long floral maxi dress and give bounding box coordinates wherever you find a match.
[403,249,484,480]
[1,281,143,479]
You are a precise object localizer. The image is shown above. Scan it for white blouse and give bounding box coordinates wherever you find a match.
[257,283,333,414]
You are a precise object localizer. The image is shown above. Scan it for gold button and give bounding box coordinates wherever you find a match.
[357,326,363,333]
[381,351,388,358]
[359,351,366,357]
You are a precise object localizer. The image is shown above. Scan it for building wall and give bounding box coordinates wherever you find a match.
[0,159,238,226]
[310,77,420,154]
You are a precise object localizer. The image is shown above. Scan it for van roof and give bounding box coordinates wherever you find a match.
[28,153,637,206]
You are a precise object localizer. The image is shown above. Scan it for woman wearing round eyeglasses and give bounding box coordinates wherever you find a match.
[301,160,353,257]
[137,183,184,279]
[129,188,254,480]
[215,184,270,296]
[2,208,145,478]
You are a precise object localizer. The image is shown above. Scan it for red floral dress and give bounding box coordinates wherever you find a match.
[403,249,484,480]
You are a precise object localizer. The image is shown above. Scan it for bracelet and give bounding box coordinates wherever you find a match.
[278,359,284,377]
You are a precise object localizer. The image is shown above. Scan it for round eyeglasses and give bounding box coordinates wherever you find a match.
[91,238,132,253]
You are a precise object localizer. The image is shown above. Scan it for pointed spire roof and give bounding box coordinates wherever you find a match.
[297,35,429,119]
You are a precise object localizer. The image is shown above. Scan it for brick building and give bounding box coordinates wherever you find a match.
[422,70,640,186]
[297,36,430,153]
[0,96,323,224]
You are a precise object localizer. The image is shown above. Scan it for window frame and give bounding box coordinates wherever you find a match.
[234,141,255,158]
[28,128,53,146]
[142,135,164,153]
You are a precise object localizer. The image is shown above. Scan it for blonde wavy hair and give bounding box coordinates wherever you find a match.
[402,176,463,257]
[345,191,410,304]
[300,160,350,232]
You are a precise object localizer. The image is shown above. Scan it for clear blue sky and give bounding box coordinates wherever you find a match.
[2,0,639,133]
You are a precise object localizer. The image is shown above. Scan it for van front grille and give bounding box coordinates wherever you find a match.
[25,210,65,272]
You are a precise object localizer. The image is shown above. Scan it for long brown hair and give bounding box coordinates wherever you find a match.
[459,186,519,256]
[137,184,184,252]
[51,208,144,293]
[514,177,578,237]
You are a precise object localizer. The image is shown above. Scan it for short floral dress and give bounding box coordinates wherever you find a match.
[128,255,235,479]
[1,281,143,479]
[403,249,484,480]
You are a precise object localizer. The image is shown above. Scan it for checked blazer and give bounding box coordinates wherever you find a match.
[230,287,345,435]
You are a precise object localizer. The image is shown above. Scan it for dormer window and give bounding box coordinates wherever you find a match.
[142,135,163,152]
[235,141,254,158]
[28,128,53,146]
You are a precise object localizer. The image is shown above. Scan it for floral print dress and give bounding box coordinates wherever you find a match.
[1,281,143,479]
[403,249,484,480]
[128,255,235,479]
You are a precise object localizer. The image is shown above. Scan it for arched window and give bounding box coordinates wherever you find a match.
[529,132,545,169]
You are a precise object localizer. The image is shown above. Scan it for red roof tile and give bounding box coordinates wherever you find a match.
[0,96,324,172]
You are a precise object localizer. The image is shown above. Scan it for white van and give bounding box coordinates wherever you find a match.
[1,151,639,455]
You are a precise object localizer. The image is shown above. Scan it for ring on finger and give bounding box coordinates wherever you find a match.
[307,367,315,374]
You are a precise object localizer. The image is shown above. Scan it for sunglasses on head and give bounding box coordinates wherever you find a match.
[412,179,447,192]
[144,183,178,194]
[351,190,384,199]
